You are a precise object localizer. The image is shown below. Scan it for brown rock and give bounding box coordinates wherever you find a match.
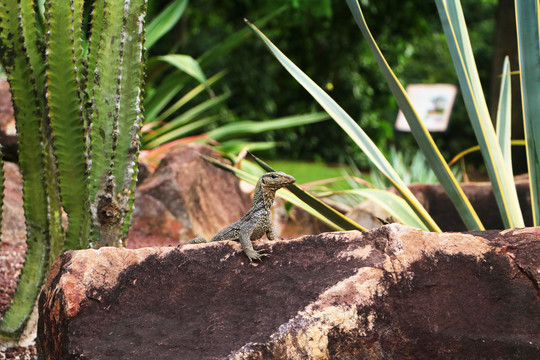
[0,79,19,162]
[276,205,334,238]
[407,177,532,231]
[346,199,393,230]
[0,162,38,358]
[126,144,252,248]
[0,162,26,315]
[37,225,540,359]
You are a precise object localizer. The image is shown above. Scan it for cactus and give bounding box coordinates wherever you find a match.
[0,0,147,338]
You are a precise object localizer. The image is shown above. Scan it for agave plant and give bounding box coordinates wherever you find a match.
[245,0,540,232]
[0,0,146,338]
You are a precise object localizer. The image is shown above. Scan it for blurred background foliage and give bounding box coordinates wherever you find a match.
[146,0,498,168]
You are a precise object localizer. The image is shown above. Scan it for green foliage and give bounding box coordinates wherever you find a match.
[368,147,458,189]
[515,0,540,225]
[201,153,364,232]
[145,0,188,49]
[177,0,496,164]
[347,0,484,230]
[434,0,522,229]
[142,3,326,158]
[247,20,441,232]
[248,0,538,232]
[0,0,146,338]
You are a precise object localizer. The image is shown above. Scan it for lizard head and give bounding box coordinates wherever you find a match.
[259,172,296,190]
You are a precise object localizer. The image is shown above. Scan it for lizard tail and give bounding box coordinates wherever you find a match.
[189,236,208,244]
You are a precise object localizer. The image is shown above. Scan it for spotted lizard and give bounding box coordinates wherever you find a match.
[189,172,296,261]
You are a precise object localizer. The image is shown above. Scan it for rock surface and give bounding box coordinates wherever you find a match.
[0,162,38,359]
[0,79,18,163]
[408,177,532,231]
[126,144,252,248]
[38,225,539,359]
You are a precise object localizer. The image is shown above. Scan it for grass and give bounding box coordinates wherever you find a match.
[264,160,348,185]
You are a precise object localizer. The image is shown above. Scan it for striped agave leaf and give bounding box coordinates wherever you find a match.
[246,20,441,232]
[515,0,540,226]
[346,0,484,231]
[434,0,524,229]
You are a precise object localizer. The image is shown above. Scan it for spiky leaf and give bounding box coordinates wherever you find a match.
[246,20,441,232]
[435,0,523,228]
[516,0,540,226]
[495,56,512,175]
[346,0,483,231]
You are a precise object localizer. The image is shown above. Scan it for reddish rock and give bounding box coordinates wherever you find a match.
[0,162,26,315]
[407,177,532,231]
[0,162,38,359]
[276,204,334,238]
[37,225,539,359]
[0,79,18,163]
[126,144,252,248]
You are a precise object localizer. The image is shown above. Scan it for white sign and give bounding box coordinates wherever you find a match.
[395,84,457,132]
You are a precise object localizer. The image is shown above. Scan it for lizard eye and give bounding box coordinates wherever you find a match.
[270,174,277,179]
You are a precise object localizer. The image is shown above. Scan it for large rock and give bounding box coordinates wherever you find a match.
[407,177,532,231]
[37,225,539,359]
[126,144,252,248]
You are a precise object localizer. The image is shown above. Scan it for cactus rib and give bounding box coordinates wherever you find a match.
[45,0,90,250]
[115,0,147,238]
[0,0,50,337]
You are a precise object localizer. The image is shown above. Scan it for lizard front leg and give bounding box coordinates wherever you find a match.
[239,231,267,262]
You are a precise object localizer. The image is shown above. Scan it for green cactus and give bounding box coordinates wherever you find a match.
[0,0,147,338]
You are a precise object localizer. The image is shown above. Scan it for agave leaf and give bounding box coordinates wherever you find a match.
[207,112,329,141]
[153,71,226,125]
[515,0,540,226]
[215,141,279,155]
[246,20,440,232]
[143,92,230,146]
[435,0,523,228]
[449,140,526,166]
[345,0,483,231]
[0,0,50,336]
[495,56,512,175]
[155,55,208,87]
[145,0,188,49]
[201,155,350,231]
[145,115,219,149]
[249,154,366,231]
[144,72,184,121]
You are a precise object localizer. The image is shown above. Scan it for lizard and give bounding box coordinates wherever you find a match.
[188,171,296,262]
